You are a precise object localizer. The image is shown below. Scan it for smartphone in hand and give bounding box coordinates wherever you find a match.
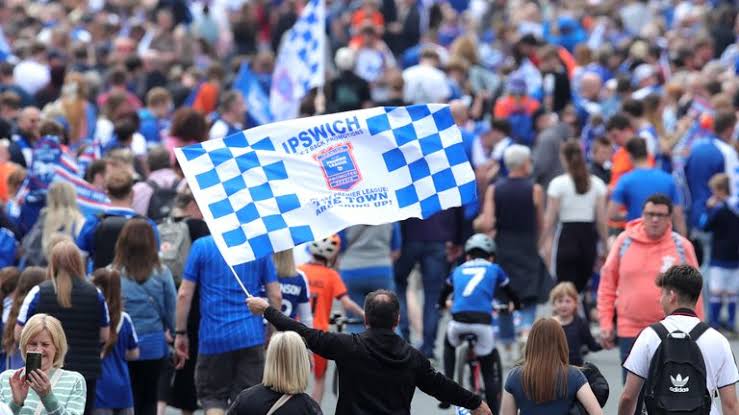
[25,352,42,378]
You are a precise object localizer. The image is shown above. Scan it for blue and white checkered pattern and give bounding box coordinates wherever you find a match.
[177,104,477,267]
[368,105,476,219]
[270,0,325,121]
[179,132,316,263]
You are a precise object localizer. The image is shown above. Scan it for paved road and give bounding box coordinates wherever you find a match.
[166,313,739,415]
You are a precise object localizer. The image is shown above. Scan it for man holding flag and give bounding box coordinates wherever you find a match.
[175,102,485,413]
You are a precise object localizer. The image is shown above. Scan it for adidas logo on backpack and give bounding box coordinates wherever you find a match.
[642,322,712,415]
[669,374,690,393]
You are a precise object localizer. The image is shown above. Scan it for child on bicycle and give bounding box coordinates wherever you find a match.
[438,233,520,411]
[298,235,364,404]
[550,282,601,366]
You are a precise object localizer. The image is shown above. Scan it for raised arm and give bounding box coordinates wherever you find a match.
[248,297,353,361]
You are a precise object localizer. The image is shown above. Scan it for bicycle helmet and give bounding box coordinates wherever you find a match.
[464,233,496,255]
[308,234,341,259]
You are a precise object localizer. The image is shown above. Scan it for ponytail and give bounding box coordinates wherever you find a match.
[561,140,590,194]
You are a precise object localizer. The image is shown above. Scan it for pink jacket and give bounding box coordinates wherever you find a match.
[598,219,703,338]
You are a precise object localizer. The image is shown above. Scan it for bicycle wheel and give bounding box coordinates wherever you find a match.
[455,344,482,395]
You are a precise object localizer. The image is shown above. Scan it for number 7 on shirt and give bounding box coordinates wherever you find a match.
[461,268,486,297]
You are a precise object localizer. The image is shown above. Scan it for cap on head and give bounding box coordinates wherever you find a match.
[465,233,496,255]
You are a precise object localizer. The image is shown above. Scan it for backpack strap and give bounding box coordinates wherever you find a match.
[689,321,710,341]
[671,232,687,264]
[147,180,160,191]
[650,322,670,341]
[618,236,633,259]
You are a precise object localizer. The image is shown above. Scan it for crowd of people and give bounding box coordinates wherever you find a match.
[0,0,737,413]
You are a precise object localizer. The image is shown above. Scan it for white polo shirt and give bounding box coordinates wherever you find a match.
[624,312,739,415]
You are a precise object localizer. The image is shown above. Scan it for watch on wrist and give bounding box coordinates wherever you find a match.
[175,330,187,336]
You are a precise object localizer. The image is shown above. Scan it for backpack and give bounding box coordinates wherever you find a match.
[569,362,610,415]
[93,213,142,270]
[641,322,712,415]
[146,180,180,222]
[333,82,362,112]
[157,218,191,285]
[20,214,44,267]
[507,105,535,146]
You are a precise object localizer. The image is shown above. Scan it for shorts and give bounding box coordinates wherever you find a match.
[446,320,494,356]
[195,345,265,411]
[709,266,739,294]
[314,354,328,379]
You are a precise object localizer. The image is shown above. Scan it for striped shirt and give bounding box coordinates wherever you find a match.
[183,236,277,355]
[0,369,86,415]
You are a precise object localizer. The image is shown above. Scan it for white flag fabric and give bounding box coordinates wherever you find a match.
[175,104,477,266]
[270,0,325,121]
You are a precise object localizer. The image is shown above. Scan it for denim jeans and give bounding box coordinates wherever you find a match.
[341,267,395,334]
[618,336,637,384]
[394,241,448,357]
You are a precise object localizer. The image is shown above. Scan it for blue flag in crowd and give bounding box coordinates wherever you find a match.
[176,104,477,265]
[8,136,111,229]
[234,62,274,127]
[270,0,325,121]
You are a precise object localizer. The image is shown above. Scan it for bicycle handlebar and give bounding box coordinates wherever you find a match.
[329,313,364,326]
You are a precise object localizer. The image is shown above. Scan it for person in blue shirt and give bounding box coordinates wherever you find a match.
[137,87,172,146]
[437,233,520,411]
[91,268,140,414]
[173,235,281,413]
[76,169,160,270]
[272,250,312,326]
[700,173,739,332]
[609,137,687,235]
[207,91,246,140]
[685,111,738,232]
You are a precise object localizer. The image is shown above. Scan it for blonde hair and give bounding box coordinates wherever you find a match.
[709,173,730,195]
[273,250,297,278]
[549,282,579,304]
[19,314,68,368]
[48,241,85,308]
[42,183,84,259]
[262,331,310,394]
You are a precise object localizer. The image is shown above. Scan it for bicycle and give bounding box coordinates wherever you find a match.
[452,305,506,413]
[328,313,364,396]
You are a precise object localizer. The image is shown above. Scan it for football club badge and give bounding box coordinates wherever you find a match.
[315,143,362,191]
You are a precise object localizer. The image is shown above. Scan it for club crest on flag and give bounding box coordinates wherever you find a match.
[315,143,362,191]
[273,67,294,101]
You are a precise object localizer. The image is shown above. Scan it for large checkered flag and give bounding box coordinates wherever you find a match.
[176,105,477,292]
[270,0,325,121]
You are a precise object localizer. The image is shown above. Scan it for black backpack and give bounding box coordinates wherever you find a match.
[147,180,179,222]
[92,213,142,270]
[641,322,712,415]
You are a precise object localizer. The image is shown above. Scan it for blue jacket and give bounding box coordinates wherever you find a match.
[120,266,176,360]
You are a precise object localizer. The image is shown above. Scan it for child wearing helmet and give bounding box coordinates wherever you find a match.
[298,235,365,404]
[437,233,520,411]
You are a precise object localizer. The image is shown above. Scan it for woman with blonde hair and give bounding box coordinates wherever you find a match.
[228,331,322,414]
[500,318,602,415]
[0,313,87,414]
[43,72,97,149]
[42,183,85,259]
[273,250,312,327]
[15,241,110,415]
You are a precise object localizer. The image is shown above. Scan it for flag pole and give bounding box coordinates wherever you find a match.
[228,265,252,297]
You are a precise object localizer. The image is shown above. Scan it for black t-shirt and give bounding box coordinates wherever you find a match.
[229,384,323,415]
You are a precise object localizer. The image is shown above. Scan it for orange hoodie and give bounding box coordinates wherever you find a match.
[598,219,703,338]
